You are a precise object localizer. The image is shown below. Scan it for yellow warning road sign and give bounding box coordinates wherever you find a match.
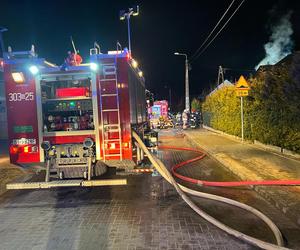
[236,75,250,88]
[236,75,250,96]
[236,89,249,97]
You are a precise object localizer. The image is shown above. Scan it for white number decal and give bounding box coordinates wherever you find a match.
[25,92,34,101]
[8,92,34,102]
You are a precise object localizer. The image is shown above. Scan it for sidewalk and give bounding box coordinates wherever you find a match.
[0,140,30,196]
[184,128,300,225]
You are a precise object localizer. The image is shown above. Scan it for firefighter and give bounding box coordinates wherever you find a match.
[182,109,189,129]
[65,51,82,66]
[74,51,83,65]
[158,116,165,129]
[175,112,182,127]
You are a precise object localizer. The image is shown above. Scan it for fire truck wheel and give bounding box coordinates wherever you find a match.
[94,161,107,176]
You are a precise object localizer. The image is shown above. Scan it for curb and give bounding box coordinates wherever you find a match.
[203,125,300,160]
[183,132,300,225]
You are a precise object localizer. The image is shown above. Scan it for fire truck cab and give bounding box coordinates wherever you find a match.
[3,45,148,188]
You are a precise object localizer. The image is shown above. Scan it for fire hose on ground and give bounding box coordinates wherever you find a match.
[159,145,300,187]
[132,131,290,250]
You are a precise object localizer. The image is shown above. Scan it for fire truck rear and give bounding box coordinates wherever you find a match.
[3,45,150,189]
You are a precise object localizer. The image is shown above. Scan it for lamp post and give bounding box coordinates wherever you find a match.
[119,6,139,55]
[164,85,172,111]
[174,52,190,112]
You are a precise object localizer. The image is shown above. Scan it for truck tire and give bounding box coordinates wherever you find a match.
[94,161,107,176]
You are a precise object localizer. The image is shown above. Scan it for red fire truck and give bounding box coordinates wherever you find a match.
[149,100,173,129]
[3,45,149,189]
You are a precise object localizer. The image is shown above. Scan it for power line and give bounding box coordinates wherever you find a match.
[223,67,256,72]
[189,0,236,62]
[190,0,245,63]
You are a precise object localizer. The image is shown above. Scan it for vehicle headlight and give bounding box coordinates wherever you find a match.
[83,138,94,148]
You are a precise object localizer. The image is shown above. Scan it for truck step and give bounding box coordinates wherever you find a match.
[6,179,127,189]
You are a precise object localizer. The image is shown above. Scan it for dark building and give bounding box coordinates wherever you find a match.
[256,52,300,79]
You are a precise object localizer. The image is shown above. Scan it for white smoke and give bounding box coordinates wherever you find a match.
[255,12,293,70]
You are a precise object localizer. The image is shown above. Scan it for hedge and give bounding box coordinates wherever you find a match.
[202,61,300,153]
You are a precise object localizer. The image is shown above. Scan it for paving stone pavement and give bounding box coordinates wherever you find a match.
[0,173,254,249]
[3,132,297,249]
[184,128,300,226]
[158,129,300,249]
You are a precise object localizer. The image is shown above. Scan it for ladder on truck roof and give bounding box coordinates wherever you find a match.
[99,63,123,161]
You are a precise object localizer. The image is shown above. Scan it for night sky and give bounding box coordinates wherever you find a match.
[1,0,300,109]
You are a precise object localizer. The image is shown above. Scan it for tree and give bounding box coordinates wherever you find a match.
[191,98,201,112]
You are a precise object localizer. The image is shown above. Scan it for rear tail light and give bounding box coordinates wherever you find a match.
[10,145,38,154]
[10,145,19,154]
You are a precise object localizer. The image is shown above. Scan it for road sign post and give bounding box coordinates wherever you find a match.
[235,75,250,141]
[240,96,244,141]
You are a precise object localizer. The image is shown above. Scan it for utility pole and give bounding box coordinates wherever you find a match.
[169,88,172,111]
[185,57,189,112]
[0,27,8,58]
[164,85,172,111]
[174,52,190,112]
[217,65,225,85]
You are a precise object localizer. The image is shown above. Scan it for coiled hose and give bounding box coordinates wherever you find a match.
[132,131,289,250]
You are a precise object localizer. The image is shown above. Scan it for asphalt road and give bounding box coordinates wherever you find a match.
[0,132,299,249]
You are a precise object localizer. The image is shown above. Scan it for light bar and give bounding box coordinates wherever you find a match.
[11,72,25,83]
[90,63,98,71]
[29,65,39,75]
[0,59,3,72]
[138,70,143,77]
[108,50,123,55]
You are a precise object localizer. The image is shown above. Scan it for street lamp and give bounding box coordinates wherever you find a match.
[174,52,190,112]
[119,6,139,56]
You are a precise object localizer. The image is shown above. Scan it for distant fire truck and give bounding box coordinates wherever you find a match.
[149,100,173,129]
[2,44,150,189]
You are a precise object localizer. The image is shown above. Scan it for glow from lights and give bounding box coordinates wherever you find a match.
[131,59,138,68]
[11,72,25,83]
[29,65,39,75]
[138,71,143,77]
[90,62,98,71]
